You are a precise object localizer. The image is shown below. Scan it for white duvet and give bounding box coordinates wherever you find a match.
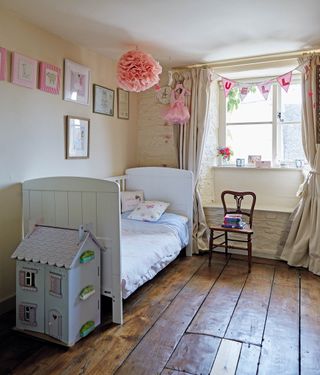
[121,216,185,299]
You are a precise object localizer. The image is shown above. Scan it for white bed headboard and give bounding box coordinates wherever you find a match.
[125,167,193,255]
[22,176,121,241]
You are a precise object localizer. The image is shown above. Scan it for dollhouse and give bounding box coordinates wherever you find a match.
[11,225,101,346]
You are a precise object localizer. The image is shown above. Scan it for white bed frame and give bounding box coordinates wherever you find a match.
[22,167,193,324]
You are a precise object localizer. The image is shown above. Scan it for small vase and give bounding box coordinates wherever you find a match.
[218,158,229,166]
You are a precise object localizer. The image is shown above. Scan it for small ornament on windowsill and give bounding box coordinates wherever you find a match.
[216,146,233,166]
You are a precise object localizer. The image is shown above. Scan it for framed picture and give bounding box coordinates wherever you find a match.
[11,52,37,89]
[39,62,61,95]
[117,88,129,119]
[65,116,90,159]
[64,59,90,105]
[93,84,114,116]
[248,155,262,165]
[0,47,7,81]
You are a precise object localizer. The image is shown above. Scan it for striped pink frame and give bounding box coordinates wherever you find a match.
[0,47,7,81]
[39,62,61,95]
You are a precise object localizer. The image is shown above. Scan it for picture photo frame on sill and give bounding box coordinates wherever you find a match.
[93,84,114,116]
[11,52,37,89]
[65,116,90,159]
[117,88,129,119]
[64,59,90,105]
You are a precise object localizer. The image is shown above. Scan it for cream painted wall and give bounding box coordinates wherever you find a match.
[0,8,138,305]
[137,70,178,167]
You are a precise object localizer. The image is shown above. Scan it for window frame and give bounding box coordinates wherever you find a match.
[219,74,302,166]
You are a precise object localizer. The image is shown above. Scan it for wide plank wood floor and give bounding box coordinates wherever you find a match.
[1,252,320,375]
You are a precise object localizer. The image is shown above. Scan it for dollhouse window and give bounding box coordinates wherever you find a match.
[49,273,62,297]
[19,303,37,326]
[19,269,37,291]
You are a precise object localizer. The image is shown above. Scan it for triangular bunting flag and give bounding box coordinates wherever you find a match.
[277,71,292,93]
[257,81,272,100]
[239,86,249,101]
[222,78,236,97]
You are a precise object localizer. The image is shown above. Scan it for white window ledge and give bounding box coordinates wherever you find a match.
[213,166,303,172]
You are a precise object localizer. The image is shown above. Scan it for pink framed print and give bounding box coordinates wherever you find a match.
[0,47,7,81]
[11,52,37,89]
[39,62,61,95]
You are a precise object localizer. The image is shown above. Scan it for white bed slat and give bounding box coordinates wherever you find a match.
[42,191,56,226]
[54,191,68,227]
[22,190,30,236]
[68,192,83,227]
[82,192,97,234]
[29,191,43,223]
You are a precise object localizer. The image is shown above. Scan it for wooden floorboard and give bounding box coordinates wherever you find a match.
[114,260,226,375]
[210,339,242,375]
[187,260,248,337]
[235,343,261,375]
[166,333,220,374]
[1,254,320,375]
[225,262,274,345]
[258,268,300,375]
[300,270,320,375]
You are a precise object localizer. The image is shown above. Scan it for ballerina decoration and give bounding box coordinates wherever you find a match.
[163,83,190,125]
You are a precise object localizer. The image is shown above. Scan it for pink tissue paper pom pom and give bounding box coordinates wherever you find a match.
[117,50,162,92]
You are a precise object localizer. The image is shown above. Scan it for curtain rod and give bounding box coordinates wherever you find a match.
[172,49,320,71]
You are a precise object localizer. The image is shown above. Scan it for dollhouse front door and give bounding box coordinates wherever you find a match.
[48,309,62,340]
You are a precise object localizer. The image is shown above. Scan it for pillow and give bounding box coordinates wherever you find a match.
[121,190,144,213]
[128,200,170,222]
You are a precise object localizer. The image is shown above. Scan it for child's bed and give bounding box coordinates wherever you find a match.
[22,167,193,324]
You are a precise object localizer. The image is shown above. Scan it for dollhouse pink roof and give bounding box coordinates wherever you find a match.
[11,225,95,269]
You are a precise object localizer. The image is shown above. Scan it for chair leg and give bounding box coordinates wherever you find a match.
[209,229,214,266]
[248,234,252,273]
[225,232,228,257]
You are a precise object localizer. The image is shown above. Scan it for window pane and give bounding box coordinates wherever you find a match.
[279,123,305,162]
[226,124,272,162]
[226,89,273,123]
[280,83,301,122]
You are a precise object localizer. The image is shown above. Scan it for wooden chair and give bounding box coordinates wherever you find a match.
[208,191,256,272]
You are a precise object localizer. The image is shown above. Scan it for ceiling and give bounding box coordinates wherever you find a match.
[1,0,320,67]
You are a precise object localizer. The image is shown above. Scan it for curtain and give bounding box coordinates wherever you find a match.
[173,68,213,253]
[281,55,320,274]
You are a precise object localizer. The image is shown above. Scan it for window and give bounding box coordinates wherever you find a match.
[25,271,35,287]
[18,303,37,326]
[19,269,37,291]
[49,273,62,297]
[219,75,305,166]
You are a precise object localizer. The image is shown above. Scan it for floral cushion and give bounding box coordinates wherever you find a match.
[121,190,144,213]
[127,201,170,222]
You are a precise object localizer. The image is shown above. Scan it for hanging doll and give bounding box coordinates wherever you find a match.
[163,83,190,125]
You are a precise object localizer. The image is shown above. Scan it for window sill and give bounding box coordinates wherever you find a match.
[213,165,303,172]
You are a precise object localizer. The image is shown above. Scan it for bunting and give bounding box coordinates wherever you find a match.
[213,60,308,100]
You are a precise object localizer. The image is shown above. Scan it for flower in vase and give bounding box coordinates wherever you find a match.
[217,146,233,161]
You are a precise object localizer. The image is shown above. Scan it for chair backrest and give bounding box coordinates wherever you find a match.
[221,190,256,227]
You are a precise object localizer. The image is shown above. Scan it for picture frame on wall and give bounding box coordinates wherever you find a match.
[93,84,114,116]
[65,116,90,159]
[0,47,7,81]
[117,88,129,119]
[39,62,61,95]
[11,52,38,89]
[64,59,90,105]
